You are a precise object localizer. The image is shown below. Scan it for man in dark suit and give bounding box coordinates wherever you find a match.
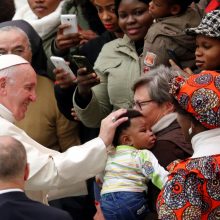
[0,136,72,220]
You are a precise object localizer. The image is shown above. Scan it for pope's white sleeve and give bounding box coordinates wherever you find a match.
[25,137,107,190]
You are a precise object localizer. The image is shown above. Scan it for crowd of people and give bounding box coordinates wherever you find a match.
[0,0,219,219]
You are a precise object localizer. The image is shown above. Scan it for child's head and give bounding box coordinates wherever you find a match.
[149,0,199,19]
[186,10,220,71]
[113,109,155,149]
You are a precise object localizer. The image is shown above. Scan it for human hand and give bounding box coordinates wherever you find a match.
[79,29,98,45]
[55,24,81,51]
[77,67,100,98]
[99,109,128,147]
[54,67,76,88]
[145,130,156,149]
[71,108,80,121]
[169,59,191,78]
[93,201,105,220]
[183,67,194,75]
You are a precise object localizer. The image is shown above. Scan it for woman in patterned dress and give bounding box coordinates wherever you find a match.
[157,70,220,219]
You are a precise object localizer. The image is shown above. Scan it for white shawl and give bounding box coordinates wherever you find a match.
[13,1,65,39]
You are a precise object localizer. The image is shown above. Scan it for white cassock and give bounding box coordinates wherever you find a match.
[0,104,107,203]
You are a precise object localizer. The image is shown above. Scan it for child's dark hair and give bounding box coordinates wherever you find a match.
[168,0,200,13]
[115,0,151,17]
[113,109,143,146]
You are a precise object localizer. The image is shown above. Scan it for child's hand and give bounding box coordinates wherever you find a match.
[183,67,194,75]
[145,130,156,149]
[169,59,192,78]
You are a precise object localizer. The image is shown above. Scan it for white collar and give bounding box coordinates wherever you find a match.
[13,1,65,38]
[152,112,177,133]
[0,104,15,123]
[0,188,23,195]
[191,128,220,158]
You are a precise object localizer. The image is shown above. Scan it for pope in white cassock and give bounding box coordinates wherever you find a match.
[0,54,127,203]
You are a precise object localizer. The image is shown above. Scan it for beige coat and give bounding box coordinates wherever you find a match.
[142,7,203,73]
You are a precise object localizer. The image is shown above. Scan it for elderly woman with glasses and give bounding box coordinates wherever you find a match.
[157,70,220,219]
[132,65,193,217]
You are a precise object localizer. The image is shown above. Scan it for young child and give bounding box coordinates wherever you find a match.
[186,9,220,71]
[100,109,168,220]
[142,0,202,74]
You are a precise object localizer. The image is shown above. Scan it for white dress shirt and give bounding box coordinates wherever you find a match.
[0,189,23,194]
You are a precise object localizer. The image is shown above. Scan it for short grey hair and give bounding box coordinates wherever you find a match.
[0,136,27,180]
[132,65,177,104]
[0,26,31,50]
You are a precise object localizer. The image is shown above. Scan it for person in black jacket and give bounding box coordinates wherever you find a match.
[0,136,72,220]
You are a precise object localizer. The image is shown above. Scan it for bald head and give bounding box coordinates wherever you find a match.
[0,136,27,181]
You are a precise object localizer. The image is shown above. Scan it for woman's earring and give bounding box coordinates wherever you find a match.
[188,127,192,135]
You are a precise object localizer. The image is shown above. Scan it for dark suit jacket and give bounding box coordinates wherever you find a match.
[0,191,72,220]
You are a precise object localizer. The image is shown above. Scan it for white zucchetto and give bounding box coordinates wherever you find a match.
[0,54,28,70]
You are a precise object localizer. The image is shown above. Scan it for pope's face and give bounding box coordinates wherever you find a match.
[2,64,37,121]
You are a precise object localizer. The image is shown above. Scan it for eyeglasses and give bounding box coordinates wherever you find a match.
[132,100,153,110]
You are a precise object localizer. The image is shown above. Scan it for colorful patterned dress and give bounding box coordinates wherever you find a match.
[157,155,220,219]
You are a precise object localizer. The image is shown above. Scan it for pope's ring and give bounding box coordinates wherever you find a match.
[111,116,117,123]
